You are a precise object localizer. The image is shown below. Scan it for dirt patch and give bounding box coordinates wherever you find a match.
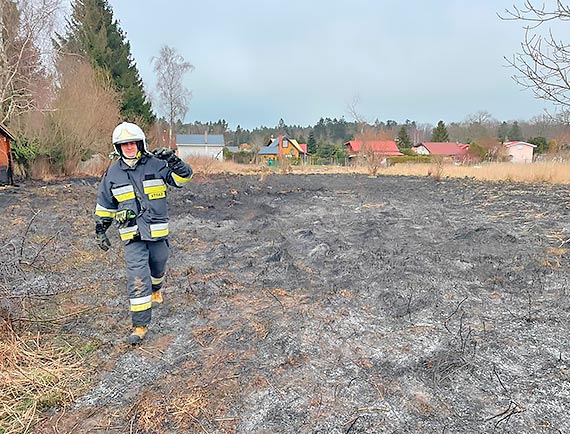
[2,174,570,433]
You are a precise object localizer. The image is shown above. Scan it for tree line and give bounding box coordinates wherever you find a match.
[3,0,570,177]
[175,112,569,163]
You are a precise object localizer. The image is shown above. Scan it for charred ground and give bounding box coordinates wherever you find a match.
[1,173,570,433]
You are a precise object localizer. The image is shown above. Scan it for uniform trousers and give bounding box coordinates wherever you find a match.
[124,239,169,326]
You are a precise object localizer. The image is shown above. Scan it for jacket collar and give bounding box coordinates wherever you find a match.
[118,154,148,170]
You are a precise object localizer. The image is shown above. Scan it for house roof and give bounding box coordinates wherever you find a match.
[344,140,403,156]
[504,141,537,148]
[414,142,468,156]
[225,146,239,153]
[0,123,15,140]
[258,144,278,155]
[177,134,225,146]
[299,143,307,153]
[260,135,307,155]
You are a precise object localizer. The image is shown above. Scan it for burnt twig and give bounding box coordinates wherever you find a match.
[486,400,526,429]
[18,209,41,265]
[443,296,468,333]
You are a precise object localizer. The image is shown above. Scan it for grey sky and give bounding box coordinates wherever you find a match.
[107,0,564,130]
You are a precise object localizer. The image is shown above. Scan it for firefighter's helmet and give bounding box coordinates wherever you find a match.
[112,122,148,158]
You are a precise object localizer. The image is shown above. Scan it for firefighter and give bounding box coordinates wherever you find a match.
[94,122,193,344]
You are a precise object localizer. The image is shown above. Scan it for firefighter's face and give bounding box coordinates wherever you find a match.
[121,141,138,158]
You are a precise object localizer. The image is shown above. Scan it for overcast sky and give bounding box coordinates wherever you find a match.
[106,0,565,130]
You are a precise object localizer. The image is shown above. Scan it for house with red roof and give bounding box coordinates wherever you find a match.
[504,141,536,163]
[412,142,469,159]
[344,140,403,157]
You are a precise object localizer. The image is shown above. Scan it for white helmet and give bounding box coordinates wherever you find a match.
[112,122,148,158]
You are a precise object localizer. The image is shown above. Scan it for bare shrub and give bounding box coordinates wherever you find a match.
[28,155,55,181]
[75,153,112,177]
[428,155,445,180]
[357,127,389,177]
[186,156,217,176]
[278,154,293,174]
[43,56,120,176]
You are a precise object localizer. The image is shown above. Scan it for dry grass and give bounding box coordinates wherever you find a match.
[177,159,570,184]
[0,326,86,434]
[382,161,570,184]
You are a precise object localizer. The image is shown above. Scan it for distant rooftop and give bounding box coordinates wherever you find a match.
[177,134,225,146]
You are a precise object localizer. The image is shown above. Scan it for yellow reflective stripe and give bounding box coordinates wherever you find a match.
[112,185,136,202]
[95,210,115,218]
[172,172,192,186]
[150,223,169,238]
[143,180,166,199]
[130,295,152,312]
[115,191,135,202]
[151,275,165,285]
[144,185,166,195]
[95,204,117,218]
[131,302,152,312]
[119,225,138,241]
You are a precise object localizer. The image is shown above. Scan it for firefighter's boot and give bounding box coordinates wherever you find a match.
[127,325,148,345]
[151,290,163,307]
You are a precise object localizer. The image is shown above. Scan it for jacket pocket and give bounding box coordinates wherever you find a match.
[143,179,166,200]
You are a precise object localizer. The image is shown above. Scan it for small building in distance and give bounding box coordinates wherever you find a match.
[504,141,536,163]
[176,132,225,161]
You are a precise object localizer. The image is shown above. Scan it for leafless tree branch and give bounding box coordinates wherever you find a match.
[501,1,570,109]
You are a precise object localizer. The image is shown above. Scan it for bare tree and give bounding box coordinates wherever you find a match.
[50,56,120,175]
[0,0,62,124]
[153,45,194,149]
[346,95,387,176]
[464,110,495,125]
[501,1,570,109]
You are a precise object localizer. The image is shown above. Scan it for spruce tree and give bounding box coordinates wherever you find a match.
[508,121,523,141]
[396,126,413,148]
[307,132,317,155]
[497,121,509,143]
[431,120,449,142]
[56,0,154,127]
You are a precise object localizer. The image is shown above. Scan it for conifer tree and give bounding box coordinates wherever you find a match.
[56,0,154,126]
[497,121,509,143]
[307,131,317,155]
[508,121,523,141]
[431,120,449,142]
[396,126,413,148]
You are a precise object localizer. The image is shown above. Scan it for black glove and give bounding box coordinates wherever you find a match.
[152,147,180,165]
[114,209,136,229]
[95,223,111,251]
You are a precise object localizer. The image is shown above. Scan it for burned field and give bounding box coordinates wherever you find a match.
[2,173,570,433]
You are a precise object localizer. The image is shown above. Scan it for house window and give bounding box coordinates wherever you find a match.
[282,140,288,148]
[517,145,523,150]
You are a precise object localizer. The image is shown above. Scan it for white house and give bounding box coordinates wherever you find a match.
[176,132,225,161]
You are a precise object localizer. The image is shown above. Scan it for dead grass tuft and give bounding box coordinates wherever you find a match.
[0,327,86,434]
[129,381,212,432]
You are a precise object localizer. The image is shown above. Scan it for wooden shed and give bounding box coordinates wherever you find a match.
[0,123,15,185]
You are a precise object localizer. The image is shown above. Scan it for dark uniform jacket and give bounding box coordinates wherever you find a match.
[95,154,192,243]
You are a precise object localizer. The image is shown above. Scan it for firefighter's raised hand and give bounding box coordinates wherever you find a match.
[115,209,136,228]
[152,147,180,165]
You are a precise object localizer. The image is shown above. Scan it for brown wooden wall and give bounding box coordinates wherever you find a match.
[0,135,9,166]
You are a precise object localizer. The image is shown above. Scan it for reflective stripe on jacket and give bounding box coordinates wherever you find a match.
[94,154,193,243]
